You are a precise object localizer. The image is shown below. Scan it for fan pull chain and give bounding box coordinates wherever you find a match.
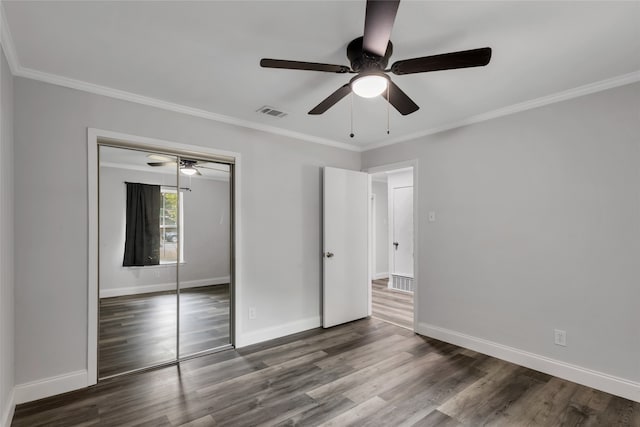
[350,93,355,138]
[386,84,390,135]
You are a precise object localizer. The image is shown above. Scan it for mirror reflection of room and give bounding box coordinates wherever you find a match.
[178,157,231,358]
[98,145,231,379]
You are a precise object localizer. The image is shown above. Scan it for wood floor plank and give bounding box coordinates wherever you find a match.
[11,317,639,427]
[505,377,580,426]
[342,352,444,404]
[213,393,316,427]
[371,279,414,330]
[178,415,216,427]
[315,333,421,371]
[317,396,388,427]
[196,351,327,398]
[306,351,415,401]
[270,395,356,427]
[412,409,461,427]
[593,395,640,427]
[462,370,545,426]
[437,360,521,419]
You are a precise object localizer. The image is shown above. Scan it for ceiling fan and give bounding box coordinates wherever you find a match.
[260,0,491,116]
[147,159,228,176]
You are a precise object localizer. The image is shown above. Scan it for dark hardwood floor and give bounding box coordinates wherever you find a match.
[13,318,638,426]
[99,284,230,378]
[372,278,414,330]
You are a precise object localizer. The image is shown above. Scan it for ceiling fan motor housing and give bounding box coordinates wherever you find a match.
[259,1,491,116]
[347,36,393,73]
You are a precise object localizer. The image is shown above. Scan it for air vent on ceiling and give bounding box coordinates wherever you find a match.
[256,105,288,119]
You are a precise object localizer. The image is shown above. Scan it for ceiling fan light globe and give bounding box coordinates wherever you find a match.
[351,74,388,98]
[180,167,197,176]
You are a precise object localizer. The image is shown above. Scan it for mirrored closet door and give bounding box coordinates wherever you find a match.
[98,144,232,379]
[178,159,232,358]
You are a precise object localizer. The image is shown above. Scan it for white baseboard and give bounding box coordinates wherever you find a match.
[99,276,230,298]
[13,370,87,404]
[1,389,15,427]
[416,322,640,403]
[236,316,321,348]
[373,272,389,280]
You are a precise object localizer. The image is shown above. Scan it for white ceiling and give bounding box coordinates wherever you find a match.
[3,1,639,149]
[100,145,230,181]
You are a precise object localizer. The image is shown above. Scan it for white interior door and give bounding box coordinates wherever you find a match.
[392,186,414,277]
[323,167,369,328]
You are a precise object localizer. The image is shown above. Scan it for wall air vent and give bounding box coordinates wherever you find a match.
[256,106,288,119]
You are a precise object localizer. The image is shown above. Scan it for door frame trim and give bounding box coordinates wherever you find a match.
[369,192,375,316]
[87,128,242,385]
[365,160,418,331]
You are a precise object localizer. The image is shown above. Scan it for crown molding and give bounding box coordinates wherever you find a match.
[17,67,361,152]
[364,70,640,151]
[0,2,19,74]
[0,4,359,153]
[2,3,638,154]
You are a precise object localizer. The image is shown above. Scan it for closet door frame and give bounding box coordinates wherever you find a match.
[87,128,241,386]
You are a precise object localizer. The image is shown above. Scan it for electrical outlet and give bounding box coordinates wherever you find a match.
[249,307,256,320]
[554,329,567,346]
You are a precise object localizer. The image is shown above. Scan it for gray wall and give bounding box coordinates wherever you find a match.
[371,181,388,277]
[99,166,230,296]
[362,83,640,382]
[13,77,360,384]
[0,46,15,426]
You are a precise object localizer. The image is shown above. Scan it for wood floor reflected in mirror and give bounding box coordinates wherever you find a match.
[179,284,230,357]
[99,284,230,378]
[99,291,177,378]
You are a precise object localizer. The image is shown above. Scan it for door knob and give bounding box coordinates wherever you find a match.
[325,252,334,258]
[393,242,399,250]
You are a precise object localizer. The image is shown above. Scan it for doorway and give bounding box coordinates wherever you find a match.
[369,164,416,330]
[88,131,238,383]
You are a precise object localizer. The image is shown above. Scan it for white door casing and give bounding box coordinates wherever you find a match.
[323,167,369,328]
[87,128,241,385]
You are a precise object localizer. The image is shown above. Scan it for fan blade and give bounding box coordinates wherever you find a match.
[147,161,177,167]
[308,84,352,115]
[260,59,350,73]
[195,169,202,176]
[382,80,419,115]
[391,47,492,75]
[363,0,400,57]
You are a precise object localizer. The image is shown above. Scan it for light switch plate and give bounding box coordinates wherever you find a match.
[554,329,567,346]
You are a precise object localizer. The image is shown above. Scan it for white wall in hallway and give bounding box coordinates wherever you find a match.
[371,181,388,278]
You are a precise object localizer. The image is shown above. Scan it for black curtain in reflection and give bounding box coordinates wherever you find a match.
[123,183,161,266]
